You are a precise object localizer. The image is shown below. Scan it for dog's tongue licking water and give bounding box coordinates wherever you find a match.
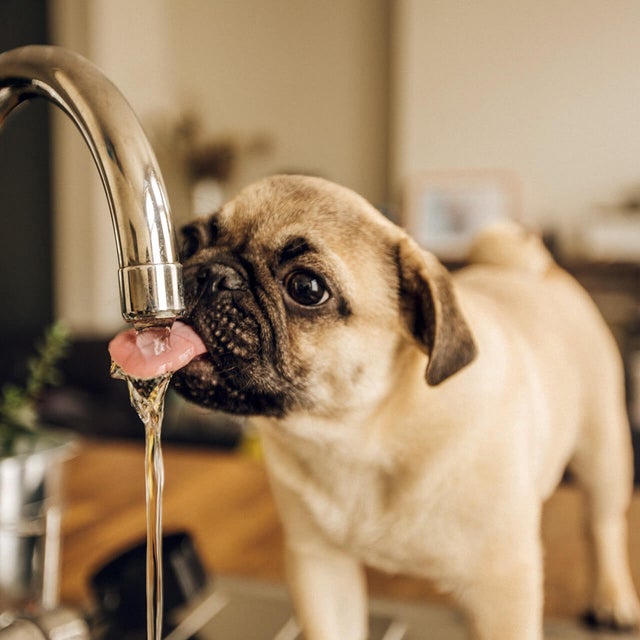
[109,321,207,379]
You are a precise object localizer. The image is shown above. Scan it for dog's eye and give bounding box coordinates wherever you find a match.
[284,270,330,306]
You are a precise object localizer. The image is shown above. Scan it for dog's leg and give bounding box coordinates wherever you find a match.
[260,435,369,639]
[456,529,544,640]
[570,398,640,630]
[285,543,367,640]
[582,514,640,632]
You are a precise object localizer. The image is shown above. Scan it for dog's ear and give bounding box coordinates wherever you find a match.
[179,213,220,259]
[396,236,477,386]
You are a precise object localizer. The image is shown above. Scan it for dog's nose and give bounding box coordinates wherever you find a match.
[197,263,246,294]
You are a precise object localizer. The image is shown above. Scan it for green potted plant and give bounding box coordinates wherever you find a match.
[0,323,77,613]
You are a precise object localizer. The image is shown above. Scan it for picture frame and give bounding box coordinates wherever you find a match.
[403,170,521,261]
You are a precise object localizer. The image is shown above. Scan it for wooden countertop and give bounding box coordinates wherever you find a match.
[60,438,640,620]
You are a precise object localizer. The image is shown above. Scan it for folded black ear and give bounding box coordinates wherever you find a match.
[396,236,477,386]
[179,212,220,260]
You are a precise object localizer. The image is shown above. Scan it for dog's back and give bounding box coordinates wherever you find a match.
[454,223,627,498]
[462,222,614,363]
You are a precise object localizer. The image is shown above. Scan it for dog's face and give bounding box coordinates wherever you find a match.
[172,175,476,418]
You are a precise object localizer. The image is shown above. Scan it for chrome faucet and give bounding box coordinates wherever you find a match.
[0,45,185,328]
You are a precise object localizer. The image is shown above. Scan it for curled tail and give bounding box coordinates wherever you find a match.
[467,221,555,275]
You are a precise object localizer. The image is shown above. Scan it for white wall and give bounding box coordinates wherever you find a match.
[392,0,640,247]
[165,0,390,206]
[49,0,640,334]
[50,0,389,335]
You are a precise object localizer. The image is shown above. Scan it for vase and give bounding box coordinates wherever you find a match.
[0,430,76,613]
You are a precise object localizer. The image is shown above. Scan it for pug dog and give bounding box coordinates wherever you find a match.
[173,174,640,639]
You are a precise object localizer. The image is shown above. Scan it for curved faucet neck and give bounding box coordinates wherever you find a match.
[0,45,184,327]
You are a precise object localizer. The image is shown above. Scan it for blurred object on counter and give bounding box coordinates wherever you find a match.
[577,183,640,263]
[148,111,274,227]
[0,607,89,640]
[90,532,207,640]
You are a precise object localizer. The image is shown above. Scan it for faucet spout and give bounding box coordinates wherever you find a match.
[0,45,185,328]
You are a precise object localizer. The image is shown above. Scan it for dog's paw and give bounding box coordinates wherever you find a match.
[582,603,640,634]
[583,578,640,634]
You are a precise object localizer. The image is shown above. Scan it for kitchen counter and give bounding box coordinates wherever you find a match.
[60,438,640,622]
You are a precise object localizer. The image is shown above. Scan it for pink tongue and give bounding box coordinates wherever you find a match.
[109,321,207,379]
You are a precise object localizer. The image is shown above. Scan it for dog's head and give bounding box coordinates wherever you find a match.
[172,175,476,418]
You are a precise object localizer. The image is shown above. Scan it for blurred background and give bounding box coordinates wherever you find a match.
[1,0,639,446]
[1,4,640,635]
